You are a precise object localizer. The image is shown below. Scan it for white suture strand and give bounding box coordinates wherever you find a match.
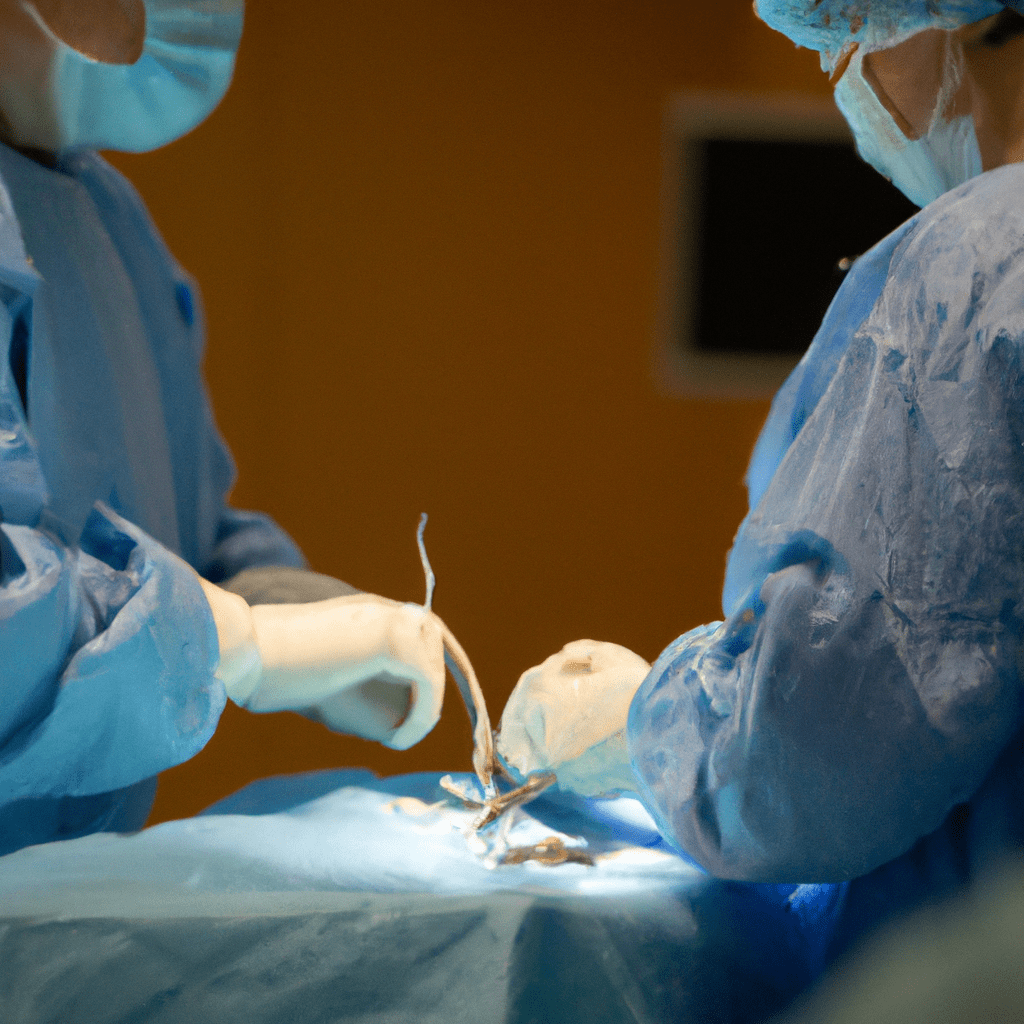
[417,512,435,611]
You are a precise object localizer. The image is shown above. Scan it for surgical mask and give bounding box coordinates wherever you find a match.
[834,44,983,208]
[0,0,243,155]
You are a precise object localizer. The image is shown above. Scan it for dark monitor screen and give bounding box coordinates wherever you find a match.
[690,137,918,357]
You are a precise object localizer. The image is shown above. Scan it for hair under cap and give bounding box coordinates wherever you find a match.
[755,0,1008,68]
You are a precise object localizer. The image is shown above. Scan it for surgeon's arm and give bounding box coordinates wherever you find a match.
[0,501,224,805]
[628,203,1024,883]
[1,502,449,813]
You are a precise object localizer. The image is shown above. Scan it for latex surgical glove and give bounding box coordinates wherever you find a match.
[496,639,652,797]
[198,578,445,750]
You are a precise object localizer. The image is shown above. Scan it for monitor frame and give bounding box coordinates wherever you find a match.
[653,92,854,399]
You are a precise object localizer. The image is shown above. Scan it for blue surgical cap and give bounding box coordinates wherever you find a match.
[755,0,1011,68]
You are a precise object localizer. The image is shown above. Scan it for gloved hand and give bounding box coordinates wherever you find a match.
[496,639,651,797]
[198,578,447,750]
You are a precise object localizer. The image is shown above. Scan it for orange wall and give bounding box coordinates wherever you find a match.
[109,0,830,823]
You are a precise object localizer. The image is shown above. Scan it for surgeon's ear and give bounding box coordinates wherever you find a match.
[29,0,146,65]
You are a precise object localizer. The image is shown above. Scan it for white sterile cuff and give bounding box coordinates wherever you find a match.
[198,577,264,704]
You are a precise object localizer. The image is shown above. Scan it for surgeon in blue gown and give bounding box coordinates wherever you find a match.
[0,0,458,858]
[497,0,1024,988]
[615,0,1024,975]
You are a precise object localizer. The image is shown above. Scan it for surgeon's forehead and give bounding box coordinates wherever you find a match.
[756,0,1004,67]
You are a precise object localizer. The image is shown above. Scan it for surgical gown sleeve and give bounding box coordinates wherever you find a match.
[0,503,222,806]
[627,167,1024,884]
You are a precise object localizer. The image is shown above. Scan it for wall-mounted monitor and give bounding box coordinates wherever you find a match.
[655,93,917,398]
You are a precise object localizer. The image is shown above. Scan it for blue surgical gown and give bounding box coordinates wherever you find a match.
[0,142,304,855]
[628,162,1024,961]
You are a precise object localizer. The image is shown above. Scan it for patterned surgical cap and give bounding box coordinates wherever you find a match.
[755,0,1008,68]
